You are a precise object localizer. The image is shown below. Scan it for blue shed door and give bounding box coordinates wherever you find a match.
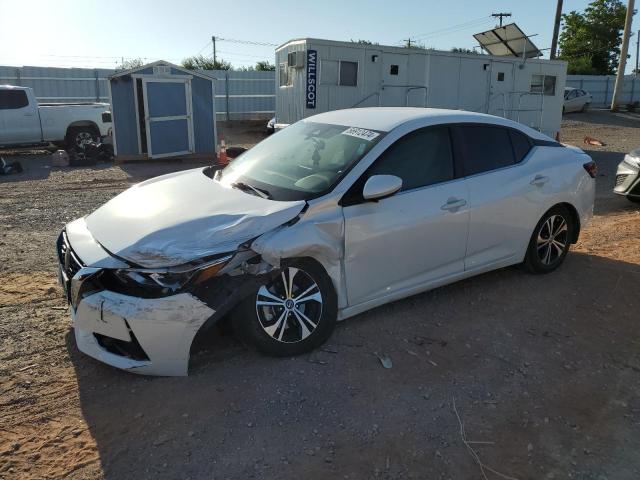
[142,78,194,158]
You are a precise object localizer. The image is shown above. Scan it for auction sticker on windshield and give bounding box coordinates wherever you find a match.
[341,127,380,141]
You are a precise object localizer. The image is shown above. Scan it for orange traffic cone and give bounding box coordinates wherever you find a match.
[218,138,228,165]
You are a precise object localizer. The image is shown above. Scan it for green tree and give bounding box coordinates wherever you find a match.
[255,61,275,71]
[182,55,232,71]
[350,39,378,45]
[116,57,144,71]
[558,0,627,75]
[451,47,479,55]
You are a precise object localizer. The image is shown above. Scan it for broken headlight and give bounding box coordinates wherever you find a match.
[103,255,233,297]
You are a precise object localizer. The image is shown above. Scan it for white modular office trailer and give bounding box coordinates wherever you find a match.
[275,38,567,138]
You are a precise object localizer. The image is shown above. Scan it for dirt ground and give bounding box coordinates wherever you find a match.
[1,111,639,480]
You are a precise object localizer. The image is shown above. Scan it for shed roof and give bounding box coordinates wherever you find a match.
[109,60,217,81]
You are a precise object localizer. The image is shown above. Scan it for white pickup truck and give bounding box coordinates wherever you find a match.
[0,85,111,149]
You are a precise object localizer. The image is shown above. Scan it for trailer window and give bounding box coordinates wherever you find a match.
[339,61,358,86]
[390,65,399,75]
[531,74,557,96]
[0,90,29,109]
[321,60,339,85]
[279,63,292,87]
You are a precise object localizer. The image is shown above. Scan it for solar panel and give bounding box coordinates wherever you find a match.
[473,23,541,58]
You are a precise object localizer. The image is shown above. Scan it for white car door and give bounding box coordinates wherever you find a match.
[0,89,41,145]
[452,125,544,271]
[342,126,469,307]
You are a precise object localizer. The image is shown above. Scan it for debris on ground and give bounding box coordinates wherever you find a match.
[376,354,393,369]
[0,156,23,175]
[583,135,607,146]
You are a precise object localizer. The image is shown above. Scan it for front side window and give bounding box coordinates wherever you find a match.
[0,90,28,109]
[452,125,515,176]
[339,61,358,86]
[368,126,454,191]
[218,121,384,201]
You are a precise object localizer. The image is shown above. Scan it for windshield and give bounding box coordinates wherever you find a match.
[217,121,385,201]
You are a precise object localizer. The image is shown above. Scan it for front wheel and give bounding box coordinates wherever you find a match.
[524,206,574,274]
[234,259,337,356]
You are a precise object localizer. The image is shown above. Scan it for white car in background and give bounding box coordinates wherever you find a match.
[57,107,596,376]
[563,87,592,113]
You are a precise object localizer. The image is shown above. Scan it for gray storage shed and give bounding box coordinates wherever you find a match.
[108,60,217,161]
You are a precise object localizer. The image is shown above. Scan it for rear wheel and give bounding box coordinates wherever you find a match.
[66,126,98,150]
[235,259,337,356]
[524,206,574,274]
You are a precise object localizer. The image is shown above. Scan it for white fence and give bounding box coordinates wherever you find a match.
[565,75,640,107]
[1,65,638,116]
[0,65,275,120]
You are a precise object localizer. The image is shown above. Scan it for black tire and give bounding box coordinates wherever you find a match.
[66,126,98,149]
[581,102,590,113]
[234,259,337,357]
[524,206,575,274]
[628,196,640,204]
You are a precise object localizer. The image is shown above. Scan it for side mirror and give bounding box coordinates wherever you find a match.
[362,175,402,201]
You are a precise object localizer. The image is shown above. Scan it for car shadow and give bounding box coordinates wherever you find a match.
[67,251,640,479]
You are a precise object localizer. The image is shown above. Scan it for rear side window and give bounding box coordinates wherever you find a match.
[368,126,453,191]
[510,130,532,163]
[0,90,28,109]
[453,125,515,176]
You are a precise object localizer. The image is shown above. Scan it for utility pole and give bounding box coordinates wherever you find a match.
[550,0,563,60]
[636,30,640,77]
[611,0,635,111]
[404,38,412,48]
[492,12,512,28]
[212,36,217,66]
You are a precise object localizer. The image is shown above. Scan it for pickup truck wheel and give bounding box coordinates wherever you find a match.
[66,127,98,149]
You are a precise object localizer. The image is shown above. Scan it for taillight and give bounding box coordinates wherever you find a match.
[583,161,597,178]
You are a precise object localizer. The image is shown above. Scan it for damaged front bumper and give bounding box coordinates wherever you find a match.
[57,223,272,376]
[73,290,214,376]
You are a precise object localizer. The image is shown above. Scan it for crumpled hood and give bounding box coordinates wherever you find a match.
[85,168,305,268]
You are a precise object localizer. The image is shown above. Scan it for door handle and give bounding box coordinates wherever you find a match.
[530,175,550,187]
[440,198,467,211]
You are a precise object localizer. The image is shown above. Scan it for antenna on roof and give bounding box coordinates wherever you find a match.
[491,12,512,28]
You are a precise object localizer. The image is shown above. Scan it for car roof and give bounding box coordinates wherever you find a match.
[565,87,577,91]
[305,107,550,140]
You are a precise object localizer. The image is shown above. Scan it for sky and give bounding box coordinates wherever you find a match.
[0,0,636,72]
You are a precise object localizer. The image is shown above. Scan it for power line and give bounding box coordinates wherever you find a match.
[217,37,278,47]
[406,15,493,41]
[197,40,212,56]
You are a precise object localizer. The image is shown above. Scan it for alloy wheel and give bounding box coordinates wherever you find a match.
[255,267,323,343]
[536,214,568,265]
[75,131,94,148]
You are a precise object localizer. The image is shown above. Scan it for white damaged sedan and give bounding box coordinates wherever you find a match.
[58,108,596,376]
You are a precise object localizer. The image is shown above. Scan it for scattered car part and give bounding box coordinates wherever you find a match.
[584,136,606,147]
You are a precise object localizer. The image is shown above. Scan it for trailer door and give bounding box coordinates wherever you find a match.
[487,61,514,118]
[380,53,409,107]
